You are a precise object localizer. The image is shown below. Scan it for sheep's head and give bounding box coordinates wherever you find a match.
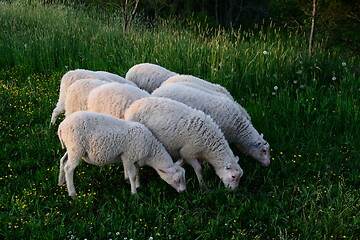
[158,162,186,193]
[218,156,243,190]
[241,133,271,167]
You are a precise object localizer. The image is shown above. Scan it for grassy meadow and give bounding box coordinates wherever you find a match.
[1,1,359,239]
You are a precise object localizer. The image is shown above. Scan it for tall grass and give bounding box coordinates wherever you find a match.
[1,1,359,239]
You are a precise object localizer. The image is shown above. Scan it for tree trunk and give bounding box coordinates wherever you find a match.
[122,0,140,33]
[309,0,316,55]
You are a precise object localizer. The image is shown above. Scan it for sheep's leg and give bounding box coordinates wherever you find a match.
[58,152,68,185]
[187,159,206,187]
[123,161,138,194]
[123,161,129,180]
[50,101,65,125]
[134,163,140,189]
[64,152,81,199]
[179,147,206,188]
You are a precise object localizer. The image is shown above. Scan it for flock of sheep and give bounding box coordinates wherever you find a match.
[51,63,271,198]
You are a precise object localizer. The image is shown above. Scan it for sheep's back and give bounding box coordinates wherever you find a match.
[125,63,177,92]
[87,82,150,118]
[65,79,108,117]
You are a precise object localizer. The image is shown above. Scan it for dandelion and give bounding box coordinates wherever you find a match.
[262,50,268,55]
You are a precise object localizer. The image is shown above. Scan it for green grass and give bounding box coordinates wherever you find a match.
[1,1,359,239]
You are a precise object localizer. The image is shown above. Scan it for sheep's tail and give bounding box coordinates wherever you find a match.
[57,128,66,149]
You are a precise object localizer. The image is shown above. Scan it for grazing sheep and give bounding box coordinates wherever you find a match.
[50,69,136,124]
[152,84,270,167]
[87,82,150,119]
[124,97,243,190]
[57,111,186,197]
[64,78,107,117]
[125,63,177,93]
[162,74,234,100]
[161,74,251,121]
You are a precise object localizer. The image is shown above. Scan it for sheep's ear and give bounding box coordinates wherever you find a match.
[175,159,184,166]
[159,167,175,174]
[235,156,239,163]
[260,133,264,138]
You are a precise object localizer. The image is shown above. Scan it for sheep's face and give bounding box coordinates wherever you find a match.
[218,157,243,190]
[158,164,186,193]
[240,134,271,167]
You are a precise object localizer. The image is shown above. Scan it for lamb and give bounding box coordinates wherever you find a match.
[64,78,108,117]
[124,97,243,190]
[87,82,150,119]
[152,84,271,167]
[161,74,251,121]
[125,63,177,93]
[57,110,186,197]
[50,69,136,124]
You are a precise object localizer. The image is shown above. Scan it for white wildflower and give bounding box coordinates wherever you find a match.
[342,62,346,67]
[263,50,268,55]
[274,86,278,91]
[332,76,336,81]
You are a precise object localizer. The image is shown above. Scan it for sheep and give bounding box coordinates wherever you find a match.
[64,78,107,117]
[57,110,186,197]
[161,74,251,121]
[50,69,136,124]
[162,74,234,100]
[151,84,271,167]
[124,97,243,190]
[87,82,150,119]
[125,63,177,93]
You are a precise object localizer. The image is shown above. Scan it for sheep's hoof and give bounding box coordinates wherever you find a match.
[68,192,76,200]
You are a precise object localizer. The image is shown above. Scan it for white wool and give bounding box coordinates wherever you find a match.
[64,78,107,117]
[161,74,251,121]
[162,74,234,100]
[87,82,150,119]
[57,111,186,197]
[125,63,177,93]
[152,84,271,167]
[124,97,243,190]
[50,69,135,124]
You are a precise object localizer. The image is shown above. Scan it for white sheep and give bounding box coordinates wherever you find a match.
[125,63,177,93]
[124,97,243,190]
[161,74,251,121]
[64,78,107,117]
[50,69,136,124]
[162,74,234,99]
[87,82,150,119]
[57,110,186,197]
[152,84,271,167]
